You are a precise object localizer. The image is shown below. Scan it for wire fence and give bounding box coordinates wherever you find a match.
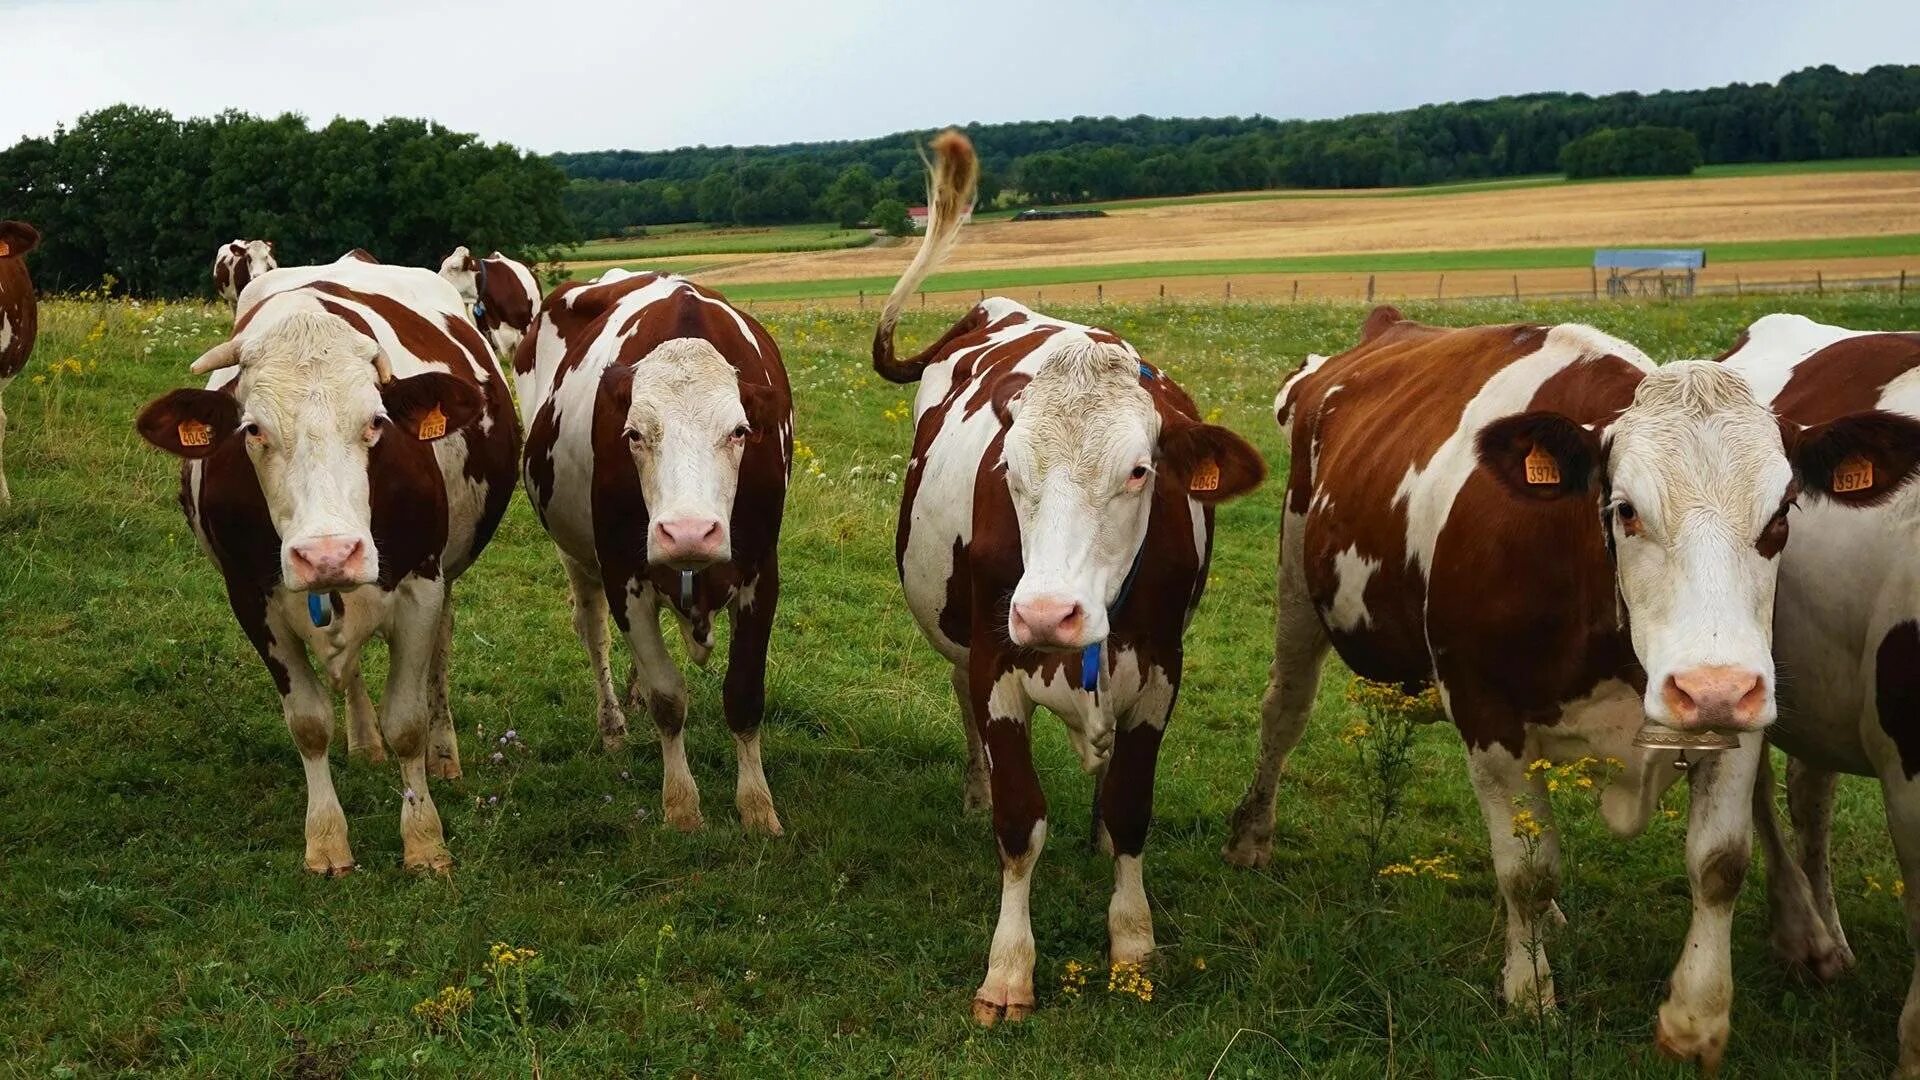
[742,266,1915,313]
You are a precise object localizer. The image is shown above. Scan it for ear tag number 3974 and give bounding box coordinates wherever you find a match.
[1524,444,1561,486]
[1834,453,1875,494]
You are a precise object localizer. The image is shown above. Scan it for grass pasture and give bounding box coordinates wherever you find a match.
[7,294,1920,1076]
[559,224,876,263]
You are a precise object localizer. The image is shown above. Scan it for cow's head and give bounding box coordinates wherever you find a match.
[1479,359,1920,734]
[239,239,276,279]
[0,220,42,260]
[439,246,481,305]
[606,337,782,570]
[137,310,481,592]
[997,341,1263,650]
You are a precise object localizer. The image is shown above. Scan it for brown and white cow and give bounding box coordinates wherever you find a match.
[518,269,791,834]
[212,239,277,303]
[1720,314,1920,1071]
[876,133,1265,1025]
[137,259,520,874]
[0,220,41,506]
[439,246,542,360]
[1224,305,1920,1070]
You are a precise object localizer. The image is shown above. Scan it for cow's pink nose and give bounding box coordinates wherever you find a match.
[1010,597,1087,649]
[652,518,726,562]
[1662,666,1769,730]
[288,536,366,589]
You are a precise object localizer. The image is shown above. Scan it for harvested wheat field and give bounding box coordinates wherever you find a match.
[690,169,1920,287]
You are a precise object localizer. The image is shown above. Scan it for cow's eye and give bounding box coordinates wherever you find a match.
[623,427,643,445]
[1615,501,1642,537]
[243,421,263,439]
[729,423,751,442]
[1130,465,1149,481]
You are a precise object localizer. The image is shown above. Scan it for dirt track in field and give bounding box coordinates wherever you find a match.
[687,171,1920,287]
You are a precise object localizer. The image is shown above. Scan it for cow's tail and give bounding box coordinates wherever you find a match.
[872,129,978,384]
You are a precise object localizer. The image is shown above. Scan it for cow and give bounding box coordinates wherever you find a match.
[517,269,791,835]
[135,259,520,874]
[873,132,1266,1025]
[212,239,277,303]
[1221,304,1920,1071]
[439,246,543,361]
[1719,314,1920,1072]
[0,220,41,506]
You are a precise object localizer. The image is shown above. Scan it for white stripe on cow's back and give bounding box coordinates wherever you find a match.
[1393,323,1655,584]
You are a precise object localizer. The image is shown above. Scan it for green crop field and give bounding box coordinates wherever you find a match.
[6,293,1920,1076]
[560,224,876,262]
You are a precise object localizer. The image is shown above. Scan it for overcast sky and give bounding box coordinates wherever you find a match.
[4,0,1916,154]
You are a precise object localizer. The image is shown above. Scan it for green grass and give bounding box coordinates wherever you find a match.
[659,234,1920,303]
[560,224,876,262]
[6,293,1920,1076]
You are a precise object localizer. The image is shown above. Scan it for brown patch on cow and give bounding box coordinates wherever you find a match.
[938,536,973,645]
[0,223,39,380]
[1773,333,1920,425]
[342,248,378,263]
[1710,328,1751,362]
[1360,304,1404,343]
[1877,621,1920,779]
[477,255,539,337]
[647,691,686,737]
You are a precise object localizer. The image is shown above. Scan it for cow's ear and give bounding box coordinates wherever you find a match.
[381,372,483,442]
[989,373,1031,427]
[0,220,41,259]
[1784,409,1920,508]
[738,381,784,443]
[1159,416,1265,503]
[137,389,240,459]
[1476,411,1603,501]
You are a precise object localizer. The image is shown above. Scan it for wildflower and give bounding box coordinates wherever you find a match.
[490,751,505,765]
[1511,808,1543,840]
[487,942,538,972]
[1338,722,1372,746]
[403,788,418,804]
[1107,961,1154,1003]
[1060,958,1088,997]
[412,985,474,1031]
[1193,956,1206,971]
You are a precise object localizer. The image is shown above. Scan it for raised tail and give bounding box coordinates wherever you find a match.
[872,129,978,384]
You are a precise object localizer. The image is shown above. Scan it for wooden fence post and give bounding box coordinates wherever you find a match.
[1735,275,1742,297]
[1817,271,1824,296]
[1159,283,1165,300]
[919,291,925,308]
[1291,280,1299,303]
[1436,274,1444,300]
[1512,274,1520,301]
[1225,280,1232,301]
[1901,269,1908,303]
[858,289,864,308]
[1097,284,1103,305]
[1591,267,1598,299]
[1366,275,1375,302]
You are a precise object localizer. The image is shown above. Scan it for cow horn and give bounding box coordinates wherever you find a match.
[371,348,394,384]
[188,340,242,374]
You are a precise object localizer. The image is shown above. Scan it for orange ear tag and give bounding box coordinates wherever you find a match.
[177,419,212,447]
[0,242,11,257]
[1190,457,1220,493]
[1833,453,1875,494]
[416,404,447,440]
[1524,444,1561,485]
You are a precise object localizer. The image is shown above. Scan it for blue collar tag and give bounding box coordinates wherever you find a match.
[679,570,695,610]
[472,302,487,322]
[1080,642,1102,691]
[307,592,332,628]
[1138,362,1154,380]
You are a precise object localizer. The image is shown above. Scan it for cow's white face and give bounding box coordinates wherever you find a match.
[619,338,759,569]
[242,240,277,279]
[225,313,390,591]
[1000,344,1161,651]
[439,247,479,305]
[1605,363,1790,731]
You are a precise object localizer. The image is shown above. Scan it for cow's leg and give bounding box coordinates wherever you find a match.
[425,599,460,779]
[1654,737,1761,1075]
[724,563,782,835]
[1786,758,1852,968]
[562,554,628,750]
[972,660,1043,1026]
[1869,764,1920,1077]
[0,388,10,506]
[382,586,453,873]
[1225,509,1331,867]
[953,664,992,813]
[259,605,355,875]
[1104,698,1169,967]
[620,583,699,830]
[1466,743,1562,1012]
[341,656,385,763]
[1755,750,1850,981]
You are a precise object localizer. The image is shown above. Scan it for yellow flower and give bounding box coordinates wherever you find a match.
[412,985,475,1031]
[1511,809,1543,840]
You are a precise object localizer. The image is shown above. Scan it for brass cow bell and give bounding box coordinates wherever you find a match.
[1632,723,1741,770]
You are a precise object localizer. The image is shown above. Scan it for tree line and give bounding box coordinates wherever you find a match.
[556,64,1920,232]
[0,106,576,296]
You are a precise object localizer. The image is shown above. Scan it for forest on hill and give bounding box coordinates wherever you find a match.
[556,64,1920,234]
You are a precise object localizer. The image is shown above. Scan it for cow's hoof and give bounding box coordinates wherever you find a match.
[1221,833,1272,869]
[404,846,455,876]
[428,758,462,781]
[1654,1004,1728,1077]
[601,729,627,753]
[349,743,388,766]
[1772,930,1854,984]
[304,849,356,877]
[962,784,992,814]
[738,798,784,837]
[970,997,1032,1027]
[664,804,704,832]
